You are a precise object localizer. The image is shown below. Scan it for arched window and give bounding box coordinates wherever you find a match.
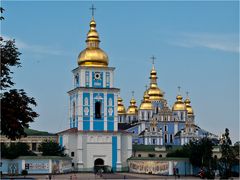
[159,154,162,158]
[181,112,184,120]
[170,134,173,143]
[164,134,167,143]
[156,107,158,114]
[72,101,76,120]
[138,154,141,157]
[95,101,101,119]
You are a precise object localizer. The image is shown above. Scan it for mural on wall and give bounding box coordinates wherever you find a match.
[8,163,19,175]
[52,160,60,174]
[128,160,169,175]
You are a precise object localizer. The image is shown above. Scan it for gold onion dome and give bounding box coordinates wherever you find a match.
[172,94,187,111]
[184,97,194,115]
[127,97,138,115]
[148,66,164,101]
[78,18,109,67]
[117,97,126,115]
[139,90,153,110]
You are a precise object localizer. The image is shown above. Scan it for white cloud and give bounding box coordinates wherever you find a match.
[169,32,239,53]
[2,35,65,56]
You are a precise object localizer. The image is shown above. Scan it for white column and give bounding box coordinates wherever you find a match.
[49,159,52,173]
[114,93,118,131]
[78,92,83,131]
[169,161,173,175]
[90,92,93,130]
[22,160,25,170]
[104,92,107,130]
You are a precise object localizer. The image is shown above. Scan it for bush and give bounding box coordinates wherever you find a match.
[21,169,28,176]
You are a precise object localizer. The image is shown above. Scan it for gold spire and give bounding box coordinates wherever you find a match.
[184,92,194,116]
[117,97,126,115]
[147,57,164,101]
[172,87,186,111]
[127,91,138,115]
[77,8,109,67]
[139,87,153,110]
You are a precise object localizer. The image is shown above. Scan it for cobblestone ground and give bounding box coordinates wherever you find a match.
[1,173,202,180]
[2,173,239,180]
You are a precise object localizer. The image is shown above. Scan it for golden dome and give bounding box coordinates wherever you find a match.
[139,90,153,110]
[127,97,138,115]
[78,18,109,67]
[117,97,126,115]
[148,66,164,101]
[172,94,187,111]
[184,97,194,115]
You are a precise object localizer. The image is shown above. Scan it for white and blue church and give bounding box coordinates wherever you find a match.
[58,16,132,172]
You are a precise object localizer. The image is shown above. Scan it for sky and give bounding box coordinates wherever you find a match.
[2,1,239,143]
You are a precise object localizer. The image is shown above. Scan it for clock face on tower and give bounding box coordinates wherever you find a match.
[94,72,102,80]
[92,72,103,88]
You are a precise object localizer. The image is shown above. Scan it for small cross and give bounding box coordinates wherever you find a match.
[131,91,135,97]
[186,91,189,97]
[89,4,96,18]
[150,55,156,65]
[177,86,181,93]
[144,85,148,90]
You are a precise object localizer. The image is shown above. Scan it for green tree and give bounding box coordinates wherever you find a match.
[1,36,39,140]
[219,128,235,178]
[1,142,36,159]
[38,141,65,156]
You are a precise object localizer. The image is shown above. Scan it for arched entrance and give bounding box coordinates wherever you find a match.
[94,158,104,166]
[94,158,104,173]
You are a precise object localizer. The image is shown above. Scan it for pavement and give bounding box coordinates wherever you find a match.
[1,173,202,180]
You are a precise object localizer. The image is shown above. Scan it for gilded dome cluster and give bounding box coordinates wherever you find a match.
[126,97,138,115]
[139,90,153,110]
[78,18,109,67]
[117,97,126,114]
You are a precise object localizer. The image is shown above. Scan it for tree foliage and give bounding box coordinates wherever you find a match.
[219,128,236,178]
[38,141,65,156]
[1,142,36,159]
[1,38,39,140]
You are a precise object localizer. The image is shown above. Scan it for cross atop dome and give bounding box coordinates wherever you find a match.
[89,4,96,18]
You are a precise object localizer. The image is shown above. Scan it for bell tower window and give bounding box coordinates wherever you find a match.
[95,101,101,119]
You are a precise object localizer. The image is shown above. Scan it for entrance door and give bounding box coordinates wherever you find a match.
[94,158,104,173]
[94,158,104,166]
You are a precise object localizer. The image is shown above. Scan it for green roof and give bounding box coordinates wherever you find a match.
[24,128,56,136]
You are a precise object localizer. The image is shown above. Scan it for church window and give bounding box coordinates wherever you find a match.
[148,154,155,157]
[164,134,167,143]
[153,139,156,144]
[72,163,74,167]
[128,116,131,122]
[95,101,101,119]
[72,101,76,120]
[159,154,162,158]
[170,134,173,143]
[142,112,144,119]
[138,154,141,157]
[181,112,184,120]
[71,152,75,157]
[164,125,167,131]
[32,143,36,151]
[119,116,122,123]
[165,117,167,121]
[148,112,150,119]
[153,127,155,132]
[75,73,79,87]
[156,107,158,114]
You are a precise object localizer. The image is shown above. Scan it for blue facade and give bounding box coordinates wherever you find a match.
[112,136,117,171]
[107,93,114,131]
[93,93,104,131]
[59,136,63,147]
[83,92,90,130]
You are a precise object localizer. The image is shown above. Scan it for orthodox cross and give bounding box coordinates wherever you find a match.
[90,4,96,17]
[186,91,189,97]
[131,91,135,97]
[150,55,156,65]
[177,86,181,93]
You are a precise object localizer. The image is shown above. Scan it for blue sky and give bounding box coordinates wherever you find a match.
[2,1,239,143]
